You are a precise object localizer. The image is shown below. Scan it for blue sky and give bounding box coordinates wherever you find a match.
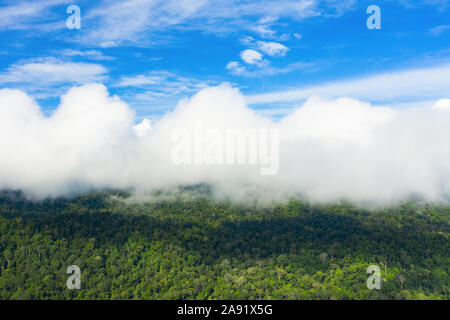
[0,0,449,120]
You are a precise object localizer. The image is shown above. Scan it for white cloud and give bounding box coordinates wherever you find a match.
[1,0,445,46]
[433,98,450,110]
[133,118,153,137]
[60,49,115,61]
[0,58,108,99]
[74,0,326,45]
[429,24,450,36]
[0,58,108,85]
[116,71,211,92]
[397,0,449,10]
[226,61,247,75]
[322,0,357,17]
[0,84,135,197]
[240,38,290,57]
[256,41,290,57]
[116,75,163,88]
[258,16,279,24]
[0,83,449,204]
[232,40,290,77]
[99,41,120,48]
[0,0,72,30]
[240,49,264,65]
[239,36,256,46]
[246,63,450,104]
[227,60,314,78]
[116,71,213,110]
[251,25,277,38]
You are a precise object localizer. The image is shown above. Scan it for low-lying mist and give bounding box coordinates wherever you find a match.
[0,83,449,206]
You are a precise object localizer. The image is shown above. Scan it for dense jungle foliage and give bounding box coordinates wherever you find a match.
[0,189,448,300]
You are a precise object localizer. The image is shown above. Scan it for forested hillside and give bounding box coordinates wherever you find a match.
[0,190,448,300]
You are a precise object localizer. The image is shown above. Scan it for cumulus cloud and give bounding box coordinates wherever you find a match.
[228,39,292,77]
[251,25,277,38]
[226,61,247,75]
[0,83,449,205]
[133,119,153,138]
[256,41,290,57]
[433,98,450,110]
[240,49,264,65]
